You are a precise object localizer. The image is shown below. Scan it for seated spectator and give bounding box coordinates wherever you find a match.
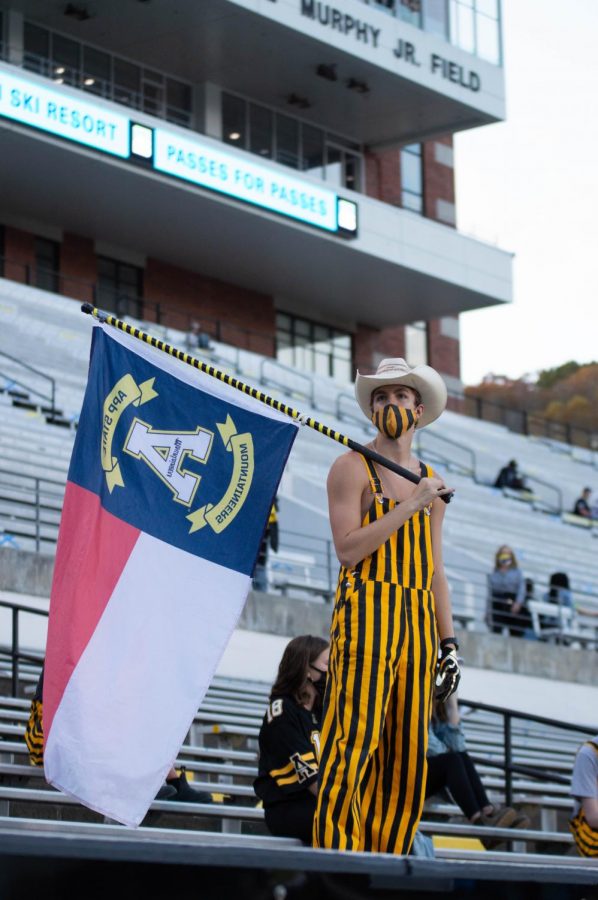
[543,572,574,610]
[540,571,575,639]
[426,693,528,839]
[155,766,212,803]
[570,735,598,857]
[573,487,593,519]
[494,459,527,491]
[487,546,531,637]
[186,320,212,351]
[254,635,329,844]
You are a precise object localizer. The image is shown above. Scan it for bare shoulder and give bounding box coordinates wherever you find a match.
[328,450,368,485]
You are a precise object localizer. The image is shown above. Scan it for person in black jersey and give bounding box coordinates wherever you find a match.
[254,635,329,844]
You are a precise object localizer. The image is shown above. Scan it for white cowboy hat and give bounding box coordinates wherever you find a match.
[355,358,447,429]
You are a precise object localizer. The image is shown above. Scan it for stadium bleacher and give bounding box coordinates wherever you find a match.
[1,281,598,634]
[0,660,595,893]
[1,281,598,890]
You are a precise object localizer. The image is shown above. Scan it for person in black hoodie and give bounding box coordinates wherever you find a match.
[254,635,329,844]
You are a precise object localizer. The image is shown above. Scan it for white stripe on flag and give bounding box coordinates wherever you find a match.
[44,531,250,827]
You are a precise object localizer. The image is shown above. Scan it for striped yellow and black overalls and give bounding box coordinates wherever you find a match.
[313,455,439,854]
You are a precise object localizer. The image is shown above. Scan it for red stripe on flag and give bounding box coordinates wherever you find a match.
[43,481,140,740]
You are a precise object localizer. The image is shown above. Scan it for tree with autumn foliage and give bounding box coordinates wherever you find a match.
[465,362,598,435]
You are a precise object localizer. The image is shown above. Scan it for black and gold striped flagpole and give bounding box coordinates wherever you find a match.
[81,304,451,502]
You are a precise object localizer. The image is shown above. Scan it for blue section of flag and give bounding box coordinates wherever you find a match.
[68,327,297,576]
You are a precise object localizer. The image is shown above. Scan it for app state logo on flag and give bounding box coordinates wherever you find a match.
[68,327,296,575]
[100,372,254,534]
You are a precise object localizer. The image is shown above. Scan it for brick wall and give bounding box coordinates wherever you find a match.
[60,233,96,302]
[427,318,459,378]
[360,136,461,384]
[144,259,276,357]
[3,227,35,283]
[423,135,456,226]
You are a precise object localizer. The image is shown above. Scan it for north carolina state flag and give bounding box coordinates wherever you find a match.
[44,323,297,826]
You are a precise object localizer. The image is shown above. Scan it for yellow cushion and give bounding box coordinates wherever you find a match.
[432,835,486,851]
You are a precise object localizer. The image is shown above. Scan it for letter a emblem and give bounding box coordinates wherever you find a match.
[124,418,213,506]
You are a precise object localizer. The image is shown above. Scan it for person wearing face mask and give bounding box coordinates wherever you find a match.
[313,358,458,856]
[254,635,329,844]
[487,545,528,636]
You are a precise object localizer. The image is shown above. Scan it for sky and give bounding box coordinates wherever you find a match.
[454,0,598,386]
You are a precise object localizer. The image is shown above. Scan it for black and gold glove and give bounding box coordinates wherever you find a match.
[436,638,461,703]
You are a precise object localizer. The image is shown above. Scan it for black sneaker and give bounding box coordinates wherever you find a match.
[167,768,212,804]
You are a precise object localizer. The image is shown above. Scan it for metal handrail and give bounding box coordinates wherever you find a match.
[415,427,477,478]
[460,698,596,807]
[461,390,598,451]
[259,357,314,405]
[0,350,56,413]
[1,46,193,128]
[0,599,47,696]
[523,473,563,516]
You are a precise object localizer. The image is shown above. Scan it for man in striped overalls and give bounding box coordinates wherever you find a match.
[313,358,460,854]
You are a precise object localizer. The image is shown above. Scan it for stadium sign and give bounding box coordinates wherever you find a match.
[0,68,130,157]
[153,128,339,233]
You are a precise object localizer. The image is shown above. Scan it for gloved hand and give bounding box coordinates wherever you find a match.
[436,645,461,703]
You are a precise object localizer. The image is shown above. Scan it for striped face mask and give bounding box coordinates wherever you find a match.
[371,405,416,439]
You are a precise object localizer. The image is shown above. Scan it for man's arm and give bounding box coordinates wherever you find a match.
[328,453,452,569]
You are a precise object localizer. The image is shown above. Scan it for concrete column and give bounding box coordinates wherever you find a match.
[6,10,24,67]
[203,82,222,140]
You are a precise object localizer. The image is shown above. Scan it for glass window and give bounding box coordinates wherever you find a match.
[325,145,343,187]
[476,11,500,63]
[222,93,246,147]
[313,325,331,377]
[301,125,324,180]
[249,104,273,158]
[97,257,143,318]
[113,58,141,109]
[397,0,422,29]
[456,2,475,52]
[21,20,194,119]
[23,23,50,75]
[372,0,396,13]
[449,0,501,61]
[400,143,423,213]
[424,0,449,37]
[142,70,164,118]
[276,114,300,169]
[275,312,352,381]
[344,154,361,193]
[35,237,60,293]
[476,0,498,15]
[166,79,192,127]
[52,34,80,86]
[82,46,111,96]
[405,321,428,367]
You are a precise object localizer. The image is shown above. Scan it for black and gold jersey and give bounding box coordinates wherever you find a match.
[254,695,320,806]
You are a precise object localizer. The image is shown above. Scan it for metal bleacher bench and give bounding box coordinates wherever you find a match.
[267,549,331,600]
[561,511,598,534]
[527,600,598,648]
